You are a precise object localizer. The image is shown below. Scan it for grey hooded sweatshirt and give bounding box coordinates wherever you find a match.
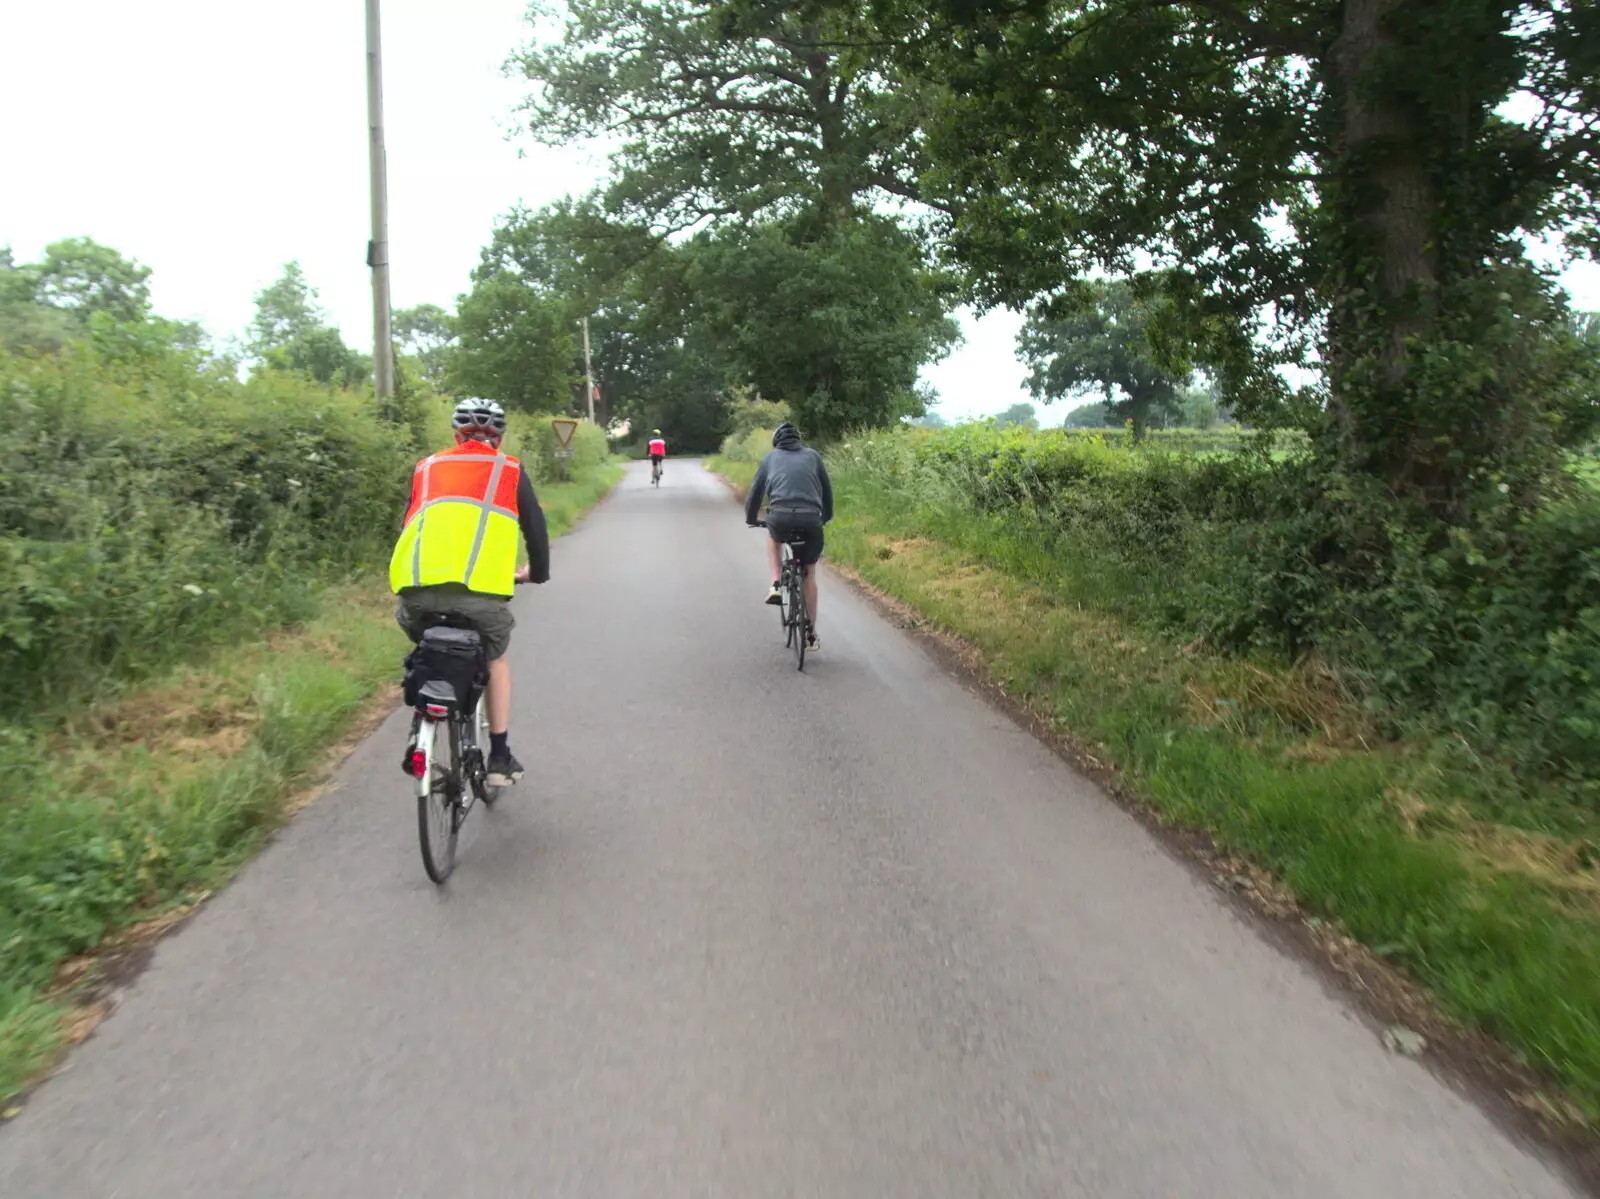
[745,428,834,524]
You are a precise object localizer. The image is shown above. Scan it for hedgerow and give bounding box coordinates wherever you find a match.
[836,424,1600,797]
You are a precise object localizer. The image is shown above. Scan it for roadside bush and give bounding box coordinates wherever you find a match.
[726,399,791,440]
[835,424,1600,795]
[1217,470,1600,793]
[0,344,413,718]
[718,427,775,463]
[504,415,610,484]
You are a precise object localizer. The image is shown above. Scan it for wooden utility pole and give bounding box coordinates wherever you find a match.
[582,316,596,423]
[365,0,394,400]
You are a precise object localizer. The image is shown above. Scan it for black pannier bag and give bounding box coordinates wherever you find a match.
[402,626,488,711]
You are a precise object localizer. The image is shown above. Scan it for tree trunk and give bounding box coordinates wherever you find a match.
[800,32,855,226]
[1324,0,1442,496]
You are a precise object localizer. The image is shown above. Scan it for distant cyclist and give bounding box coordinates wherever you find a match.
[745,422,833,649]
[389,398,550,786]
[648,429,666,484]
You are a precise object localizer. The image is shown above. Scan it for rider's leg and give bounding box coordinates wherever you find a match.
[767,536,782,584]
[486,654,511,735]
[484,652,523,782]
[802,523,823,635]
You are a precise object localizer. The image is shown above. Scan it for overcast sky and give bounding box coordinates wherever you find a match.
[1,1,1593,425]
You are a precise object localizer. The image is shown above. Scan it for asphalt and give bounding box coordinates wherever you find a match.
[0,461,1582,1198]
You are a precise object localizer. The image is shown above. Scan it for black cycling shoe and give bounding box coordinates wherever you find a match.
[486,749,525,787]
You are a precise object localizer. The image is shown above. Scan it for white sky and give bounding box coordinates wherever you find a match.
[0,1,1592,425]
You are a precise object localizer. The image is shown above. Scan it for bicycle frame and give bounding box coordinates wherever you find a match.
[409,695,489,810]
[754,519,811,669]
[402,614,509,881]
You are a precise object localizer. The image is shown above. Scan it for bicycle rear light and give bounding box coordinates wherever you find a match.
[408,749,427,778]
[425,704,450,718]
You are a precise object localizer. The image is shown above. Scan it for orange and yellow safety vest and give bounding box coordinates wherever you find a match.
[388,441,523,597]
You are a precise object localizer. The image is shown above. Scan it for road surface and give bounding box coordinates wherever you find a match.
[0,462,1581,1197]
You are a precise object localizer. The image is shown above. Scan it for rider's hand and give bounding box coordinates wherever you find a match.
[514,564,532,584]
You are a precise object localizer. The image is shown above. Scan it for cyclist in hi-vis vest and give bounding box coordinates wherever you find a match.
[389,398,550,786]
[648,430,666,482]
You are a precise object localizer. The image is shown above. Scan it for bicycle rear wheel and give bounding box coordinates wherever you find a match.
[780,547,795,645]
[417,718,461,883]
[791,564,808,671]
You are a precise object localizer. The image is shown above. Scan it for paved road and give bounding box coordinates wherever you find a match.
[0,462,1580,1198]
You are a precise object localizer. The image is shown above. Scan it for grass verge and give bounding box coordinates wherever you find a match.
[540,462,625,538]
[0,463,623,1106]
[814,467,1600,1126]
[705,455,757,497]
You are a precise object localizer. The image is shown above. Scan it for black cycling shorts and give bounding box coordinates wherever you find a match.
[767,506,825,566]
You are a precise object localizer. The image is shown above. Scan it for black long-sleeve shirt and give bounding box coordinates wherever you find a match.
[516,469,551,584]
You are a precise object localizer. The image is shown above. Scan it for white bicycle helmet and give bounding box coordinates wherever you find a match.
[451,397,507,438]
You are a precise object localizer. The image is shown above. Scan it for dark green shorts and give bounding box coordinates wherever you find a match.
[395,585,515,660]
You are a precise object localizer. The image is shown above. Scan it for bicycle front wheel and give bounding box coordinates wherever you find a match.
[417,718,460,883]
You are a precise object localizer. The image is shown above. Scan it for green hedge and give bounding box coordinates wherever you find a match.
[507,415,610,483]
[0,348,416,717]
[0,349,615,720]
[717,426,776,464]
[834,424,1600,798]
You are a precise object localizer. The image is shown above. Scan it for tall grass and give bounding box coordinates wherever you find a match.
[0,583,406,1103]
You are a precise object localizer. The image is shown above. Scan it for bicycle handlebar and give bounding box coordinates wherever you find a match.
[750,519,768,528]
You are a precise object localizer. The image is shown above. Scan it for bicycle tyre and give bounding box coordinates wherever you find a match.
[780,548,795,645]
[418,718,460,883]
[791,564,807,671]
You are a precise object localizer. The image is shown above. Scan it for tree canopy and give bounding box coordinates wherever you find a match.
[753,0,1600,510]
[452,180,956,440]
[1019,280,1189,435]
[32,238,152,323]
[516,0,933,231]
[504,0,961,440]
[449,276,575,414]
[249,263,370,387]
[992,402,1037,429]
[1063,401,1111,429]
[682,212,959,438]
[1,239,158,351]
[393,303,456,383]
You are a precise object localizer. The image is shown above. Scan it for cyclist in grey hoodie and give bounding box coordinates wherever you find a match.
[745,422,834,648]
